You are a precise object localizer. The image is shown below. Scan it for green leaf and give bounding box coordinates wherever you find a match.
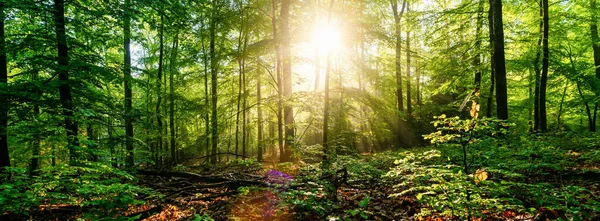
[416,193,423,201]
[348,209,359,216]
[358,196,370,208]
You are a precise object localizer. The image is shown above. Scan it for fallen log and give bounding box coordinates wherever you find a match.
[137,170,232,183]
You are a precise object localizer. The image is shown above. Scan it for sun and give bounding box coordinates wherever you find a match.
[312,23,341,54]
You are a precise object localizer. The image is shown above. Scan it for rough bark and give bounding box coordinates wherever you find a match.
[406,1,412,116]
[486,0,495,118]
[533,0,542,131]
[124,0,134,167]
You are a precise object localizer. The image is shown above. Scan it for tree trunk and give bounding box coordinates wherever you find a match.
[271,0,284,162]
[30,103,40,176]
[281,0,295,162]
[210,0,219,164]
[54,0,80,165]
[406,1,412,116]
[0,2,9,170]
[257,63,263,162]
[533,0,542,131]
[123,0,134,167]
[590,0,600,131]
[392,0,406,146]
[491,0,508,120]
[169,31,179,166]
[242,34,248,158]
[486,0,495,118]
[539,0,549,130]
[156,14,165,168]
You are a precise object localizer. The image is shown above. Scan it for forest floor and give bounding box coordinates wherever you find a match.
[2,133,600,221]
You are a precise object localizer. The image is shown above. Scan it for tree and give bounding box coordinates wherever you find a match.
[281,0,294,162]
[210,0,219,164]
[54,0,80,165]
[124,0,134,168]
[539,0,549,131]
[490,0,508,120]
[0,1,8,170]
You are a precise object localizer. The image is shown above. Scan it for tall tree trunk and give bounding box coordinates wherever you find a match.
[123,0,134,167]
[200,20,210,162]
[30,71,41,175]
[590,0,600,131]
[322,0,334,170]
[257,63,263,161]
[416,59,421,106]
[242,36,248,158]
[486,0,495,118]
[539,0,549,130]
[406,1,412,116]
[169,32,179,166]
[392,0,406,146]
[314,0,320,91]
[210,0,219,164]
[491,0,508,120]
[271,0,284,162]
[54,0,80,165]
[533,0,542,131]
[156,14,164,168]
[281,0,294,162]
[0,2,9,170]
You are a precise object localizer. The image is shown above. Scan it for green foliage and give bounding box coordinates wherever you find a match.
[0,164,157,219]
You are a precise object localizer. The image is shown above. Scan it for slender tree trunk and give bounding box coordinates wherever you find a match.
[257,63,263,161]
[210,0,219,164]
[392,0,406,146]
[54,0,80,165]
[30,100,40,175]
[123,0,134,167]
[242,33,248,158]
[533,1,542,131]
[200,20,210,162]
[271,0,284,162]
[491,0,508,120]
[314,0,320,92]
[576,81,595,131]
[156,14,164,168]
[486,0,495,118]
[0,2,9,170]
[281,0,294,162]
[322,0,334,169]
[406,1,412,116]
[169,32,179,166]
[416,59,421,106]
[539,0,549,130]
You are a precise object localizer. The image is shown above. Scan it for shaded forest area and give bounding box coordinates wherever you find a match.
[0,0,599,220]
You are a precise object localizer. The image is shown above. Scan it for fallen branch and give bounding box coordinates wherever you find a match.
[137,170,232,183]
[126,206,163,221]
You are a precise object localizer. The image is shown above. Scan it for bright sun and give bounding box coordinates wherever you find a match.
[312,23,341,54]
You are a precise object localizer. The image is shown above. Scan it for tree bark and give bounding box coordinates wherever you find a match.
[54,0,80,165]
[169,31,179,165]
[257,62,263,161]
[0,2,9,170]
[391,0,407,146]
[533,0,542,131]
[486,0,495,118]
[210,0,219,164]
[406,1,412,116]
[281,0,295,162]
[270,0,284,162]
[156,14,165,168]
[491,0,508,120]
[539,0,549,130]
[123,0,134,167]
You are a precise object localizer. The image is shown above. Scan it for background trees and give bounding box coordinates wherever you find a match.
[0,0,599,169]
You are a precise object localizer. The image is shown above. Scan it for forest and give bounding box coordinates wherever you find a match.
[0,0,599,220]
